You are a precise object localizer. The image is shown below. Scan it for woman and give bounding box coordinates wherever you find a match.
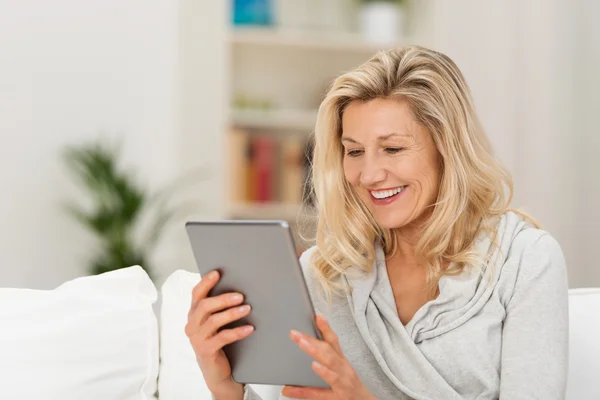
[185,46,569,400]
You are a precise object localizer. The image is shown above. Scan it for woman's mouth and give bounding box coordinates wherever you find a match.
[369,186,407,205]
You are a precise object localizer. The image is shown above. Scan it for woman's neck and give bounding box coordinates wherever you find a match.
[388,230,420,269]
[388,221,449,279]
[388,212,432,268]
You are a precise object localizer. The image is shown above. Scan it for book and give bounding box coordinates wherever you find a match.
[228,127,250,203]
[253,135,276,203]
[227,129,308,206]
[280,136,304,204]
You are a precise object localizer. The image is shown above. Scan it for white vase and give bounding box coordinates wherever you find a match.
[359,2,404,44]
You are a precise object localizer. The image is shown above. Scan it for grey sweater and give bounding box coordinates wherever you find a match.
[244,212,569,400]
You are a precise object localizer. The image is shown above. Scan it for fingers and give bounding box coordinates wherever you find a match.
[198,324,255,360]
[184,269,257,392]
[287,317,370,399]
[192,290,245,319]
[186,270,249,341]
[315,314,342,355]
[186,287,255,359]
[311,360,345,391]
[290,315,343,369]
[290,329,340,372]
[289,331,360,395]
[190,270,220,310]
[201,302,252,338]
[209,324,255,353]
[187,292,246,334]
[281,385,332,400]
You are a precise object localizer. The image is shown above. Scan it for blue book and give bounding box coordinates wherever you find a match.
[232,0,273,26]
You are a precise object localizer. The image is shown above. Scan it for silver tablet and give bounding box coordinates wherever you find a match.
[185,220,328,388]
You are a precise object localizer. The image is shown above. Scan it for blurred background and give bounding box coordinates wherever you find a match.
[0,0,597,290]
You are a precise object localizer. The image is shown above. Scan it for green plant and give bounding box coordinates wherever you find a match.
[62,138,203,279]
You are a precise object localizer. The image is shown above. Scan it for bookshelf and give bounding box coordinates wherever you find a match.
[228,26,402,54]
[222,3,426,252]
[172,0,432,273]
[226,25,371,225]
[228,202,315,221]
[230,108,317,131]
[226,27,395,233]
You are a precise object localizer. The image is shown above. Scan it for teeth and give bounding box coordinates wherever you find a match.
[371,186,404,199]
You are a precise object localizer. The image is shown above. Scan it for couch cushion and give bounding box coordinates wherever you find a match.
[160,271,600,399]
[158,269,281,400]
[0,266,159,400]
[566,288,600,400]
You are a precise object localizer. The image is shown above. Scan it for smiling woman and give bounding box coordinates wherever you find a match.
[185,46,569,400]
[340,98,441,233]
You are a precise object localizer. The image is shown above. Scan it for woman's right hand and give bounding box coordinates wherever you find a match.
[185,270,255,399]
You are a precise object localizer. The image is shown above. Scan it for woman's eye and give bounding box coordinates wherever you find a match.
[346,149,363,157]
[385,147,404,154]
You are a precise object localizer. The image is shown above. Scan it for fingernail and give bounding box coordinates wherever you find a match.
[230,293,243,302]
[238,305,250,313]
[300,338,311,349]
[290,329,301,339]
[208,271,218,280]
[313,361,323,369]
[243,325,254,334]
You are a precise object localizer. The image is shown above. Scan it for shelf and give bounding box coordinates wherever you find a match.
[228,27,403,54]
[230,108,318,131]
[228,202,316,221]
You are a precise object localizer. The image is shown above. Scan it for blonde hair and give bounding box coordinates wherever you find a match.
[306,45,537,301]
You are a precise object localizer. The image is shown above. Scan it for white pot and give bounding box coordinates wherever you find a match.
[359,2,404,44]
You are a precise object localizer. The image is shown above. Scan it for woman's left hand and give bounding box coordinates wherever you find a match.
[281,314,376,400]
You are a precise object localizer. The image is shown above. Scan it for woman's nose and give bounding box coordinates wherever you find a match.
[360,155,387,187]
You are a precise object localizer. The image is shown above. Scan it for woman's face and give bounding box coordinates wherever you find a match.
[341,98,441,232]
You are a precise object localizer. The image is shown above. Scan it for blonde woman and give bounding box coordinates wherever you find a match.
[185,46,569,400]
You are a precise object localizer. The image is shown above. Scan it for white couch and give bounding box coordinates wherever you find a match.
[0,266,597,400]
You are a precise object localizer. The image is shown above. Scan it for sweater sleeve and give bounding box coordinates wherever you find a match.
[499,233,569,399]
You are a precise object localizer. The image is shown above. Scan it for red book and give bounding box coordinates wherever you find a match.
[254,135,275,203]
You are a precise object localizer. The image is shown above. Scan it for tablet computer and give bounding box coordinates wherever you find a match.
[185,220,328,388]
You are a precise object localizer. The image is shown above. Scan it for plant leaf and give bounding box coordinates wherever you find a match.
[141,200,202,251]
[61,137,205,281]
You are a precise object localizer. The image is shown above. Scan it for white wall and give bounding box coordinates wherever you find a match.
[0,0,181,288]
[425,0,600,287]
[1,0,597,289]
[572,0,600,286]
[512,0,578,283]
[166,0,229,283]
[426,1,519,175]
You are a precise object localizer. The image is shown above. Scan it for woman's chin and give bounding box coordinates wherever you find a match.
[373,214,410,230]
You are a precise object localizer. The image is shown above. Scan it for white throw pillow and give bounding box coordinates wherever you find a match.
[158,269,281,400]
[0,266,159,400]
[566,288,600,400]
